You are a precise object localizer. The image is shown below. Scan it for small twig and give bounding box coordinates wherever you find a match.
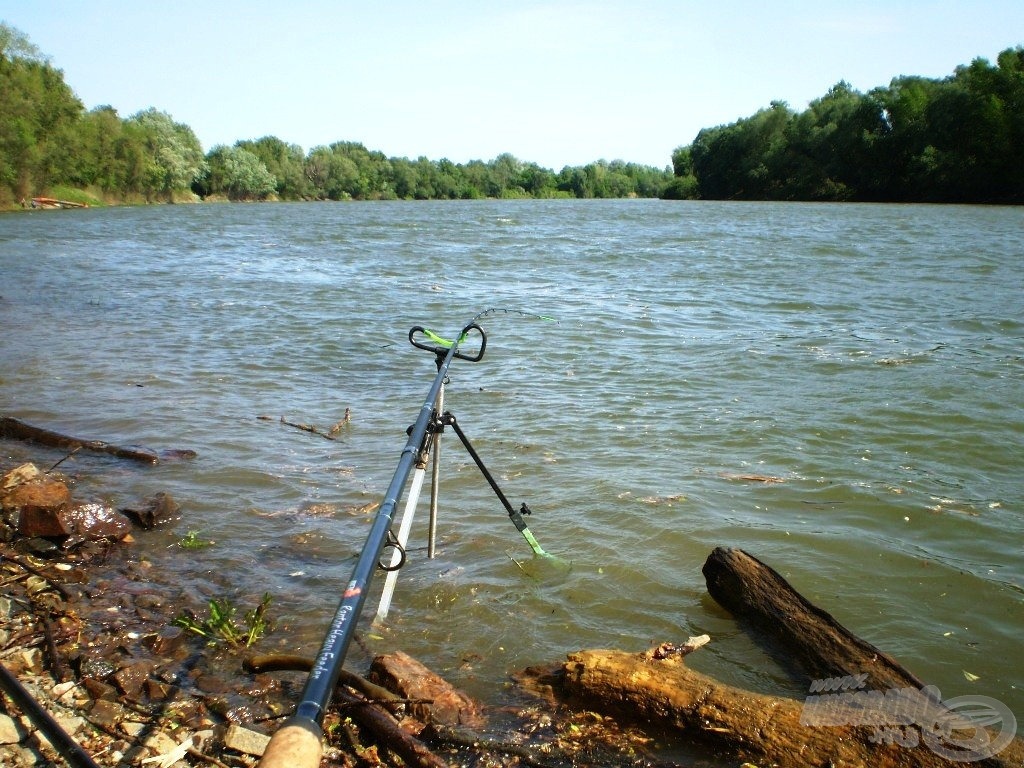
[47,446,81,473]
[0,572,33,590]
[265,410,350,441]
[0,554,73,600]
[186,747,231,768]
[40,611,69,682]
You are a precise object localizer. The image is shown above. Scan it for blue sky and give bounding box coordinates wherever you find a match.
[2,1,1022,169]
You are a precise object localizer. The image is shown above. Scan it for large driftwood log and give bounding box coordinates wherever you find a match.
[540,648,1023,768]
[518,545,1023,767]
[702,546,924,691]
[0,416,160,464]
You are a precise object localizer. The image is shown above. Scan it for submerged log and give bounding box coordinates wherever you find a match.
[0,416,160,464]
[702,546,924,691]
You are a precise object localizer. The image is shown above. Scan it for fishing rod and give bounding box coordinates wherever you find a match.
[0,663,101,768]
[258,310,550,768]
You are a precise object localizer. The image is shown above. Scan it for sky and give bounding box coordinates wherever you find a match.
[2,1,1023,170]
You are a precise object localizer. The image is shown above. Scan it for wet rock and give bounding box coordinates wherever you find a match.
[9,479,73,537]
[113,660,156,700]
[62,501,132,543]
[79,657,116,681]
[195,673,233,695]
[144,678,183,703]
[120,492,180,529]
[88,699,125,728]
[13,536,61,556]
[143,626,188,657]
[370,650,485,729]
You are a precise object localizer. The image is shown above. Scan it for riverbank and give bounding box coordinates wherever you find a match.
[0,453,669,768]
[0,187,208,212]
[0,457,296,767]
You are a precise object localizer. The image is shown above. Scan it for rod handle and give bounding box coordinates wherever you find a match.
[258,719,322,768]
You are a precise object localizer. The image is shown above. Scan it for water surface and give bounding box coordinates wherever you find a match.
[1,199,1021,729]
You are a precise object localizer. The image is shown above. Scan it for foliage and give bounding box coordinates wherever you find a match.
[174,593,272,648]
[198,144,277,200]
[126,108,207,198]
[674,48,1024,203]
[0,23,83,198]
[4,22,1021,205]
[0,24,671,203]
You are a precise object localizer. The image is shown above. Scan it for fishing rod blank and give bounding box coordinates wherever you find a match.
[258,321,485,768]
[0,663,100,768]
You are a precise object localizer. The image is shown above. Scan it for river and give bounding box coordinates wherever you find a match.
[1,199,1021,733]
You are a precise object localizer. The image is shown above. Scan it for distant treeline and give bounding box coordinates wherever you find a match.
[0,23,670,205]
[3,21,1022,206]
[667,47,1024,204]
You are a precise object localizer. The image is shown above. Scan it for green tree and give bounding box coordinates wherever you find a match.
[126,108,207,198]
[201,145,277,200]
[777,83,889,200]
[0,23,83,199]
[237,136,311,199]
[690,101,792,199]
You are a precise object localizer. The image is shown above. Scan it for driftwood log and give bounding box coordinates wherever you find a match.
[538,647,1022,767]
[0,416,161,464]
[519,546,1023,767]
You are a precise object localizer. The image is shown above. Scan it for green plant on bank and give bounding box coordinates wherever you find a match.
[174,593,272,648]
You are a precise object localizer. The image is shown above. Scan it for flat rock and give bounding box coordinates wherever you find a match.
[222,723,270,756]
[0,713,24,744]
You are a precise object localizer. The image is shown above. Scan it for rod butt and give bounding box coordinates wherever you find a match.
[258,718,322,768]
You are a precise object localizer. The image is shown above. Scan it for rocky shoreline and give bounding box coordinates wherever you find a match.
[0,458,306,767]
[0,452,667,768]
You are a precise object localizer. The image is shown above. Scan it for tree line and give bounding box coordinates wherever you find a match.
[666,47,1024,204]
[0,23,671,206]
[4,21,1022,207]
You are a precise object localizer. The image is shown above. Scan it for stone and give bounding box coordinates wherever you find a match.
[11,480,72,537]
[370,650,485,728]
[0,463,40,491]
[33,715,86,752]
[0,713,23,744]
[221,723,270,756]
[88,699,125,728]
[120,492,180,529]
[141,729,180,755]
[113,660,156,700]
[142,626,187,658]
[61,501,132,542]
